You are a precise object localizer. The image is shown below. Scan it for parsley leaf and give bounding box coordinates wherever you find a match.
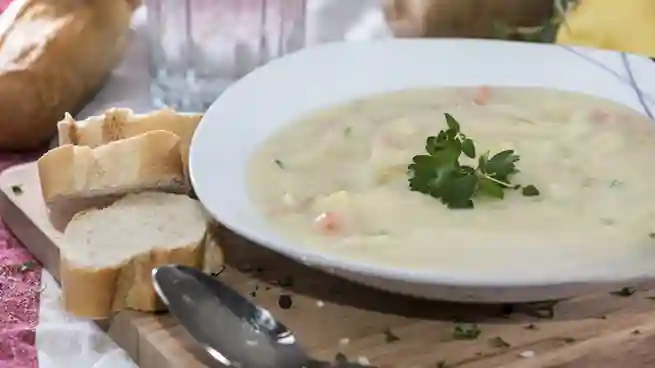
[462,138,476,159]
[521,184,540,197]
[479,177,504,199]
[407,114,538,209]
[445,113,460,132]
[486,150,520,182]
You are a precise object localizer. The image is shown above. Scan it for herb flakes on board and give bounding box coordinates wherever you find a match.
[490,336,511,348]
[11,184,23,195]
[18,260,37,272]
[524,301,558,319]
[452,323,482,340]
[407,113,538,209]
[210,265,226,277]
[383,328,401,343]
[275,275,294,288]
[611,287,637,297]
[278,294,293,309]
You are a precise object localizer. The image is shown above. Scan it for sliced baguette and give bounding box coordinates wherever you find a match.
[38,130,188,230]
[57,107,203,176]
[60,192,222,319]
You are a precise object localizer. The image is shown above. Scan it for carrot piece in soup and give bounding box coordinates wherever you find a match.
[314,211,343,234]
[590,108,611,124]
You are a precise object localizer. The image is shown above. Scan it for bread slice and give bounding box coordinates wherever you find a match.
[57,107,203,176]
[38,130,188,230]
[60,192,221,319]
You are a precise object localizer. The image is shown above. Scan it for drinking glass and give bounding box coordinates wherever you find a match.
[145,0,307,111]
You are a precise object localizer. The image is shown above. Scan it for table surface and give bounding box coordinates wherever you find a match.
[3,1,655,368]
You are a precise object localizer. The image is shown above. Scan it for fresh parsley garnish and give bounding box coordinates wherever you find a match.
[521,185,540,197]
[408,113,539,209]
[18,260,37,272]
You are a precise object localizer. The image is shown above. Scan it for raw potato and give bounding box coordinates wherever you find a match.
[60,192,222,319]
[0,0,135,150]
[383,0,553,38]
[37,130,188,230]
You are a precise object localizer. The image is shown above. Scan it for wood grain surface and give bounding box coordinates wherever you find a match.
[2,162,655,368]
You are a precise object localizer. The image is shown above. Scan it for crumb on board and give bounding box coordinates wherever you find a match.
[316,300,325,308]
[339,337,350,346]
[278,294,293,309]
[357,356,370,365]
[519,350,535,359]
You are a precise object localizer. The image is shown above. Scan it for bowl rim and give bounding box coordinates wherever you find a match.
[190,38,655,289]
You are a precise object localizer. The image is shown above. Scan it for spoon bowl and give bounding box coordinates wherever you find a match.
[152,264,311,367]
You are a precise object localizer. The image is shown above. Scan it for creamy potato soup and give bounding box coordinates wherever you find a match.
[248,87,655,271]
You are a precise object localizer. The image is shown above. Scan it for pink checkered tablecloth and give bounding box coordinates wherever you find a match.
[0,1,50,367]
[0,150,45,368]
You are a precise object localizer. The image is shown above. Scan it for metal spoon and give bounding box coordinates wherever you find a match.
[152,264,373,368]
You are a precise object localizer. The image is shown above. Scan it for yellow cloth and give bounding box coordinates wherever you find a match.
[556,0,655,58]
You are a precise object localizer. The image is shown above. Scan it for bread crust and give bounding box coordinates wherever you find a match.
[57,108,203,177]
[60,257,120,319]
[60,194,225,319]
[38,130,187,202]
[0,0,134,150]
[61,230,224,319]
[38,130,188,230]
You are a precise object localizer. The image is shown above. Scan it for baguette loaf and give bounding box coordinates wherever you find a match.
[0,0,136,150]
[60,192,220,319]
[38,130,188,230]
[58,108,203,177]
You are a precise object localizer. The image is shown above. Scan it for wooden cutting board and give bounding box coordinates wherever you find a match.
[3,161,655,368]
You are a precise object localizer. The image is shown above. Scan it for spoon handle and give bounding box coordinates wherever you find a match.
[303,359,378,368]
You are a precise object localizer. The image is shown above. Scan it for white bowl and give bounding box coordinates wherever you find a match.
[190,39,655,303]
